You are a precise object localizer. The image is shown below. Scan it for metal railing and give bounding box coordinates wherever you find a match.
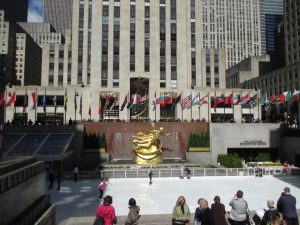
[63,167,300,180]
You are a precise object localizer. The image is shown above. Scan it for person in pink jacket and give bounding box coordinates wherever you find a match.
[96,195,117,225]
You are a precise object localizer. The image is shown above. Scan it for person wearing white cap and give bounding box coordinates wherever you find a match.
[260,200,279,225]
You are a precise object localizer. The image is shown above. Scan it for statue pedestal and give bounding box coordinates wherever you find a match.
[134,153,163,164]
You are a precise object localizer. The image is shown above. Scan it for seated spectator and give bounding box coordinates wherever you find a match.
[96,195,117,225]
[211,196,227,225]
[125,198,141,225]
[172,196,190,225]
[260,200,279,225]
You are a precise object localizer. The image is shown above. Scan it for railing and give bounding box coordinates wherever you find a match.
[63,167,300,180]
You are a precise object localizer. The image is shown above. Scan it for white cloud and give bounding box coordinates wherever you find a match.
[27,0,44,22]
[28,10,43,22]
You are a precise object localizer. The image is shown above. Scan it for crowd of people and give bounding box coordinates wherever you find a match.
[94,186,298,225]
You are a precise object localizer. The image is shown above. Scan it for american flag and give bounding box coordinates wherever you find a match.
[181,94,192,110]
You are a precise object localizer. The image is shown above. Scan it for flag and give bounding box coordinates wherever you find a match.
[104,95,110,110]
[259,95,267,105]
[98,96,103,115]
[156,93,172,105]
[181,94,192,110]
[64,90,68,111]
[53,95,57,111]
[199,95,209,106]
[42,91,47,112]
[270,94,276,103]
[0,90,5,106]
[292,89,300,102]
[246,94,258,106]
[237,93,250,105]
[152,91,157,111]
[224,93,233,105]
[129,93,137,109]
[192,94,200,106]
[31,91,37,111]
[138,95,147,103]
[279,91,292,103]
[5,91,16,107]
[120,94,128,111]
[79,93,82,115]
[74,91,77,111]
[23,89,28,113]
[172,92,181,109]
[88,93,91,116]
[110,97,119,111]
[213,93,225,112]
[233,94,240,105]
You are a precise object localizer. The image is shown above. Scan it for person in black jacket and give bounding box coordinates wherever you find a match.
[277,187,299,225]
[199,198,215,225]
[260,200,279,225]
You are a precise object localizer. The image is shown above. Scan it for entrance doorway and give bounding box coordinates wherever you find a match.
[130,77,149,121]
[228,148,279,162]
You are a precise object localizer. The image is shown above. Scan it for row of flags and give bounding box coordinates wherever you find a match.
[1,89,300,114]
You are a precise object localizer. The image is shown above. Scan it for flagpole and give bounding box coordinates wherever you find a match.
[35,88,37,123]
[298,92,300,130]
[75,90,77,122]
[198,92,201,121]
[44,90,46,125]
[154,91,156,122]
[191,92,192,121]
[4,88,7,123]
[208,92,210,123]
[257,91,260,121]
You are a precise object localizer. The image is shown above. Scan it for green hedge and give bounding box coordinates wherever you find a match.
[188,132,209,147]
[84,133,107,149]
[255,153,270,162]
[217,153,243,168]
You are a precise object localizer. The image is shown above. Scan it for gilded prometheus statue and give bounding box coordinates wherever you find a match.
[132,124,167,164]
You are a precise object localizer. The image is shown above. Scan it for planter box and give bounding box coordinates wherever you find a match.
[188,147,210,152]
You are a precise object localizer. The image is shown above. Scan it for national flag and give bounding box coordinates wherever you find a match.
[138,95,147,103]
[233,94,240,105]
[181,94,192,110]
[224,93,233,105]
[199,95,209,106]
[120,94,128,111]
[270,94,276,103]
[98,96,103,115]
[152,91,157,111]
[192,94,200,106]
[213,93,225,112]
[127,96,133,109]
[246,94,258,106]
[0,90,5,106]
[129,93,137,109]
[292,89,300,102]
[279,91,292,103]
[74,91,77,111]
[259,95,267,105]
[156,93,172,105]
[5,91,16,107]
[42,91,47,112]
[104,96,110,110]
[110,97,119,111]
[23,89,28,113]
[171,92,181,109]
[237,93,250,105]
[31,91,37,111]
[53,95,57,111]
[88,93,91,116]
[79,93,82,115]
[64,90,68,111]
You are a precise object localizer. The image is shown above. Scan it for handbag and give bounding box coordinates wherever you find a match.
[93,217,104,225]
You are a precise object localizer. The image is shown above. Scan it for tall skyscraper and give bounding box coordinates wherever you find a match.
[0,0,28,22]
[44,0,72,35]
[260,0,283,56]
[284,0,300,66]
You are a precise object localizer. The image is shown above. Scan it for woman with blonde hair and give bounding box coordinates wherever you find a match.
[172,196,191,225]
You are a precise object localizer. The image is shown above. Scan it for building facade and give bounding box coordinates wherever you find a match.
[260,0,283,56]
[0,0,28,22]
[44,0,73,36]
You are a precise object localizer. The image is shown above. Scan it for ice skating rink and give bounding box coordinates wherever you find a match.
[105,175,300,215]
[50,175,300,224]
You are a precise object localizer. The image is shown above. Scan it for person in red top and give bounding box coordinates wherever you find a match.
[96,195,117,225]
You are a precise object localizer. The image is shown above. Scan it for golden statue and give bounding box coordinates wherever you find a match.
[132,124,167,164]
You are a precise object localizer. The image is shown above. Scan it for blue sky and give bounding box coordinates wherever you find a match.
[28,0,43,22]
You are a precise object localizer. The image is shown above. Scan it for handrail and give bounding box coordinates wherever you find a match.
[62,167,300,180]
